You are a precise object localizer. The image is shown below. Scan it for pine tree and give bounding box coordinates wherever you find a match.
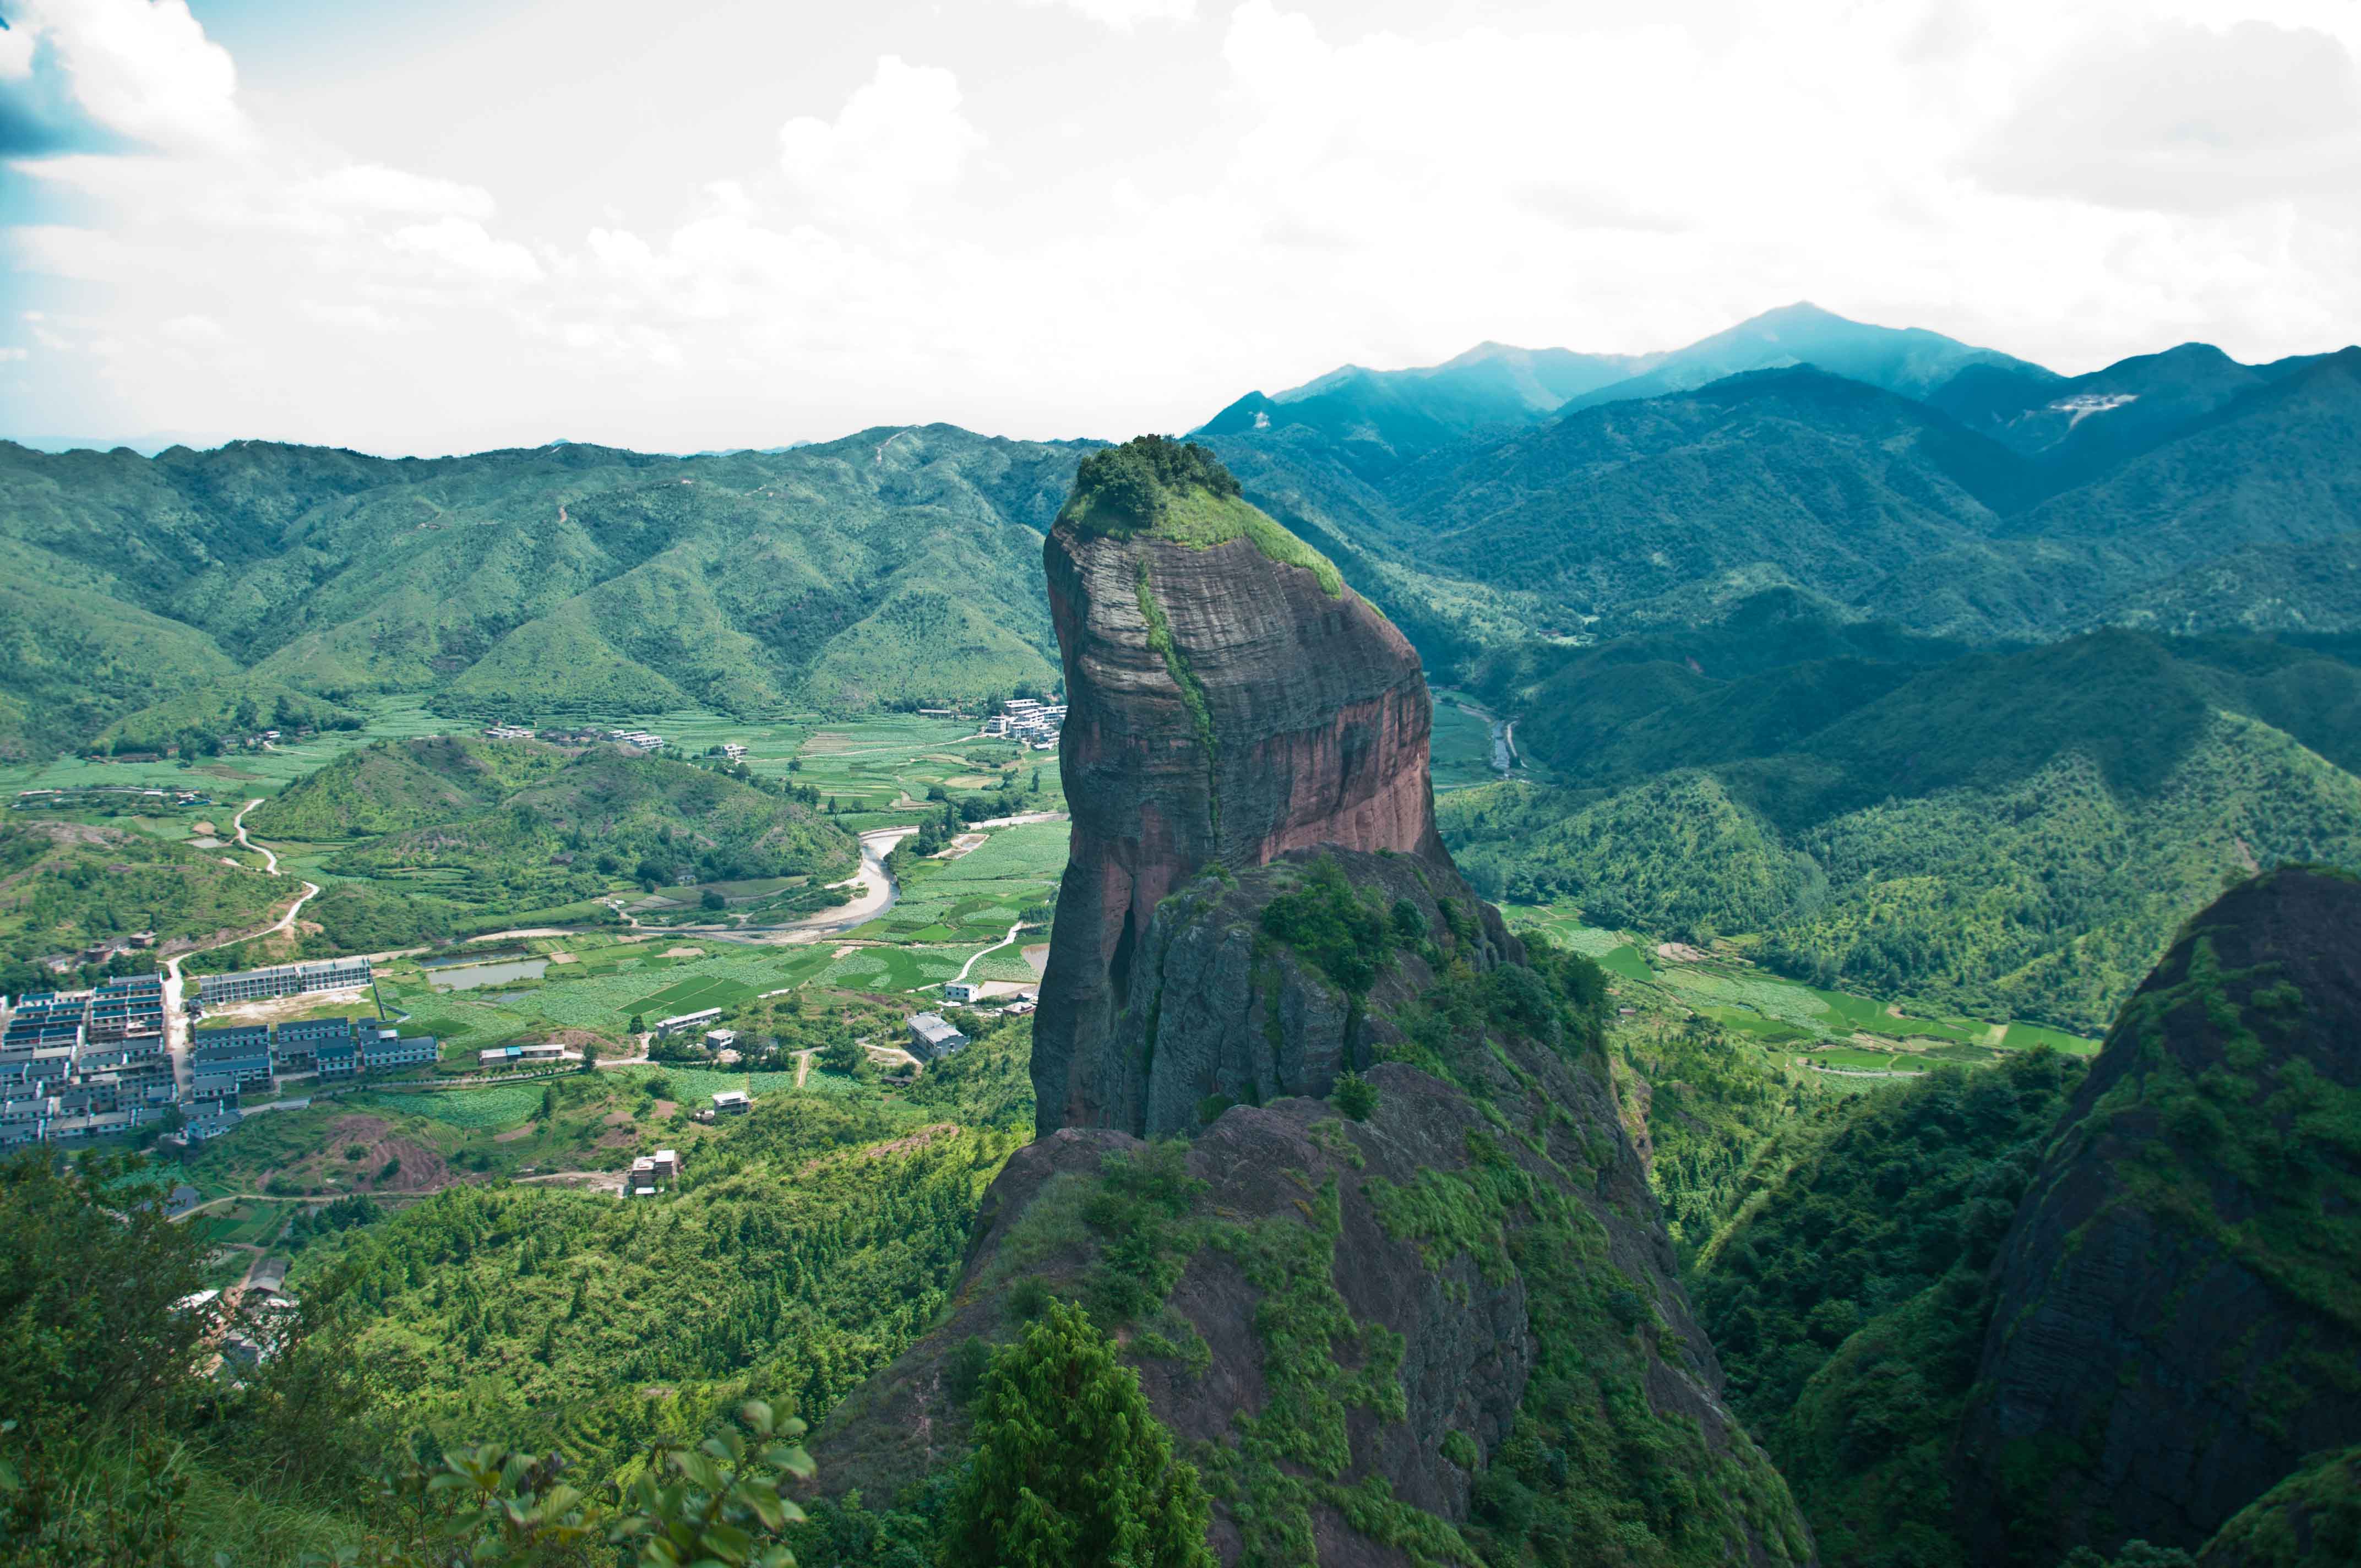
[939,1300,1214,1568]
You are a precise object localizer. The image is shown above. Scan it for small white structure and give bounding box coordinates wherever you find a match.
[711,1088,752,1115]
[942,982,977,1005]
[656,1008,725,1038]
[703,1028,737,1051]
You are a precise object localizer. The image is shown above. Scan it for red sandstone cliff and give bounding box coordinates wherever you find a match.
[1032,504,1448,1137]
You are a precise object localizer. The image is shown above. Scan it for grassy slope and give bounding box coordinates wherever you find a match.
[247,735,573,840]
[0,818,287,966]
[327,748,856,907]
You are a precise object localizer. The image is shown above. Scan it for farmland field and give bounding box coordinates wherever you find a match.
[1503,900,2096,1055]
[1428,693,1504,794]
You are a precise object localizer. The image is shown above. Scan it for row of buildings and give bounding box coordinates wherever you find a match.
[187,1017,438,1114]
[980,698,1065,750]
[1,958,433,1147]
[1,974,177,1145]
[481,723,668,751]
[195,956,373,1009]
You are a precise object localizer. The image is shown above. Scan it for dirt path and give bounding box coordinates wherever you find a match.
[232,799,278,873]
[795,1048,815,1087]
[967,809,1068,829]
[953,921,1025,986]
[513,1169,626,1194]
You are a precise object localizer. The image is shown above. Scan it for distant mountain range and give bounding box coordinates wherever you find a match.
[6,303,2359,772]
[1195,306,2361,646]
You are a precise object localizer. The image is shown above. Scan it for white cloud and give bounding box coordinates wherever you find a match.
[1018,0,1196,28]
[297,164,498,221]
[5,0,247,151]
[1973,20,2361,210]
[777,56,983,220]
[7,0,2361,453]
[389,217,544,284]
[159,313,225,345]
[0,23,35,81]
[0,347,29,362]
[299,301,412,335]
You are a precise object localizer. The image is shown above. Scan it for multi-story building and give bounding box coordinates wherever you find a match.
[197,957,372,1006]
[271,1016,357,1074]
[191,1028,274,1091]
[361,1026,437,1071]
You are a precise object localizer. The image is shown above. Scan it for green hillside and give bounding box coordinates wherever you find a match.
[246,735,575,841]
[0,566,241,761]
[0,818,289,987]
[324,747,858,908]
[0,426,1086,756]
[1444,620,2361,1031]
[1684,1051,2088,1568]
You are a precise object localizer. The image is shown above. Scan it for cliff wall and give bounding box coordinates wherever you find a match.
[1034,508,1445,1137]
[819,851,1815,1567]
[1952,867,2361,1562]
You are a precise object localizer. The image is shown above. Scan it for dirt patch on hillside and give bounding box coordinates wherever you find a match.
[806,1122,960,1175]
[1655,941,1709,963]
[252,1112,460,1196]
[662,946,705,959]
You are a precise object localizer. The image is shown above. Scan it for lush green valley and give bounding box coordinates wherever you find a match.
[1438,609,2361,1032]
[8,311,2361,1568]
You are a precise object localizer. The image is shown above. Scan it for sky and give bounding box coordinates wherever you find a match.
[2,0,2358,455]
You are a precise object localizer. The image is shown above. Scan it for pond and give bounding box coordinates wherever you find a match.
[429,959,549,991]
[421,948,528,968]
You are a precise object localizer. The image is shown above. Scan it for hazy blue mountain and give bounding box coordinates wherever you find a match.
[1927,340,2327,482]
[1552,301,2053,413]
[1195,340,1660,476]
[1378,366,2035,613]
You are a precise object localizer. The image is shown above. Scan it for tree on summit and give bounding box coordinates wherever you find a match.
[938,1299,1214,1568]
[1068,436,1241,531]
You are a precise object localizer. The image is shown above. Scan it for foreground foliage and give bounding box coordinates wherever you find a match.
[939,1300,1213,1568]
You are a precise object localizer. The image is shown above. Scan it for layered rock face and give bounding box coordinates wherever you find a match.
[1952,868,2361,1564]
[819,851,1813,1567]
[812,443,1814,1565]
[1035,493,1446,1136]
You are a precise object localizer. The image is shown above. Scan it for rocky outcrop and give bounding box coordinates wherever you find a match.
[813,441,1815,1566]
[1952,867,2361,1564]
[2196,1445,2361,1568]
[1033,466,1446,1137]
[817,851,1814,1567]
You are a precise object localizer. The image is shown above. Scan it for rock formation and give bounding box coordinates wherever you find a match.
[811,441,1814,1565]
[820,851,1811,1566]
[1035,438,1447,1138]
[1952,867,2361,1564]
